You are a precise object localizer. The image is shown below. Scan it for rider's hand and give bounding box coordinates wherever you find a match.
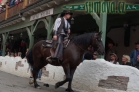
[53,35,57,40]
[68,29,70,34]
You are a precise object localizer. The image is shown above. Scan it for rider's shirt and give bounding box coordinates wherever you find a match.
[53,17,70,35]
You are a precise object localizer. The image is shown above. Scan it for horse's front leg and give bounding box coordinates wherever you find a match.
[66,67,77,92]
[55,64,70,89]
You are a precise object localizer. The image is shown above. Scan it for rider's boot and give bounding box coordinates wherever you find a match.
[46,56,52,63]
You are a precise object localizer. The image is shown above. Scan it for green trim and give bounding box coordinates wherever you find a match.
[0,18,35,34]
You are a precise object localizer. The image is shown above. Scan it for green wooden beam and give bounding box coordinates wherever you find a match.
[91,12,107,58]
[46,14,61,40]
[46,16,53,40]
[32,19,49,34]
[2,33,9,56]
[26,27,34,50]
[91,13,100,26]
[99,13,107,47]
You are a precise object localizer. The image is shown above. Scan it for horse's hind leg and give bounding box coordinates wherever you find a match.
[55,64,70,89]
[33,58,48,88]
[32,67,40,88]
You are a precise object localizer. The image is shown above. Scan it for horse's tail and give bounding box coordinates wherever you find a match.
[26,48,34,67]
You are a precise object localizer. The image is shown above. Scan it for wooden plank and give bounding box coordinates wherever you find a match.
[0,11,6,21]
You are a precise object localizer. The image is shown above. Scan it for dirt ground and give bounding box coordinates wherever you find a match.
[0,71,80,92]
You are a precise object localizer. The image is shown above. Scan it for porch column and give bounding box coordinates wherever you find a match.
[91,12,107,58]
[46,16,53,40]
[99,13,107,48]
[26,27,34,50]
[2,33,9,56]
[46,14,60,40]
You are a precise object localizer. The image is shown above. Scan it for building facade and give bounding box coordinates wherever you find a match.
[0,0,138,61]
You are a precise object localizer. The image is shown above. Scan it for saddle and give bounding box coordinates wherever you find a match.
[42,37,70,48]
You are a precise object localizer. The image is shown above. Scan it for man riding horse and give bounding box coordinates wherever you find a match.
[46,10,73,62]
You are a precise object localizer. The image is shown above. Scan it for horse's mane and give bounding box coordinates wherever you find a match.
[72,33,94,46]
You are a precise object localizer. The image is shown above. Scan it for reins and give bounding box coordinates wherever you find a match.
[74,42,86,51]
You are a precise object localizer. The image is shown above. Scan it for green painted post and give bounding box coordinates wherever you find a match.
[26,27,34,50]
[91,12,107,58]
[46,16,53,40]
[29,36,34,50]
[91,12,100,26]
[99,13,107,47]
[99,13,107,58]
[2,33,8,56]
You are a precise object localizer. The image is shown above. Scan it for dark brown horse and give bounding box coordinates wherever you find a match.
[26,32,105,92]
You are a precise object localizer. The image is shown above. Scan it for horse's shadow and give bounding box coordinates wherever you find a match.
[30,83,80,92]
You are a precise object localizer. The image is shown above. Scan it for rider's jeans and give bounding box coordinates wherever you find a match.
[38,69,42,79]
[53,34,65,61]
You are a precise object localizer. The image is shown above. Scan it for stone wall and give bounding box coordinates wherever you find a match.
[0,56,139,92]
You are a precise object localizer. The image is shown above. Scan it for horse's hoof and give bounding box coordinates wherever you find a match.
[36,86,41,89]
[55,82,60,89]
[44,84,49,87]
[65,88,74,92]
[29,79,34,84]
[35,85,41,89]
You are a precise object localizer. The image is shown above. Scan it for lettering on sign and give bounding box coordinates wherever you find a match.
[30,8,54,21]
[62,1,139,14]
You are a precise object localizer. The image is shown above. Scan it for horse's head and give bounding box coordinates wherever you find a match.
[91,32,105,55]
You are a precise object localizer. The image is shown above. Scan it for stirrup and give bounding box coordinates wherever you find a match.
[46,56,52,63]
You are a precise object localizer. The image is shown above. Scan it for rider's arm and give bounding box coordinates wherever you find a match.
[68,22,70,34]
[53,18,61,35]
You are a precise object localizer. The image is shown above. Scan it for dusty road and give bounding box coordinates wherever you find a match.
[0,71,80,92]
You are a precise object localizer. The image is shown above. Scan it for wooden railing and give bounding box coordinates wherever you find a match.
[8,2,24,18]
[0,11,6,22]
[0,0,40,22]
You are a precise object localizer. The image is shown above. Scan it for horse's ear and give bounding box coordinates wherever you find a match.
[98,31,102,35]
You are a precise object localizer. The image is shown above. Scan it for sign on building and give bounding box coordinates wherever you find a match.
[30,8,54,21]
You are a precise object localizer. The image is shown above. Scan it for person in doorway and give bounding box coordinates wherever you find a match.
[130,40,139,66]
[82,45,93,61]
[26,48,29,56]
[92,52,98,60]
[122,55,131,66]
[106,41,117,61]
[135,55,139,69]
[109,53,119,65]
[46,10,72,62]
[14,52,18,57]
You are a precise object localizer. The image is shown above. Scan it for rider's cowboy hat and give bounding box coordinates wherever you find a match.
[60,10,73,17]
[135,40,139,44]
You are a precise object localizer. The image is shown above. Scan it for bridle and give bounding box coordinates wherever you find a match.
[74,35,101,53]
